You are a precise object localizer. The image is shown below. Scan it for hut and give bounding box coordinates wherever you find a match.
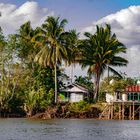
[58,83,90,103]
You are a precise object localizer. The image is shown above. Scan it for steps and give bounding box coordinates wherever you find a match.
[131,106,140,120]
[99,104,110,119]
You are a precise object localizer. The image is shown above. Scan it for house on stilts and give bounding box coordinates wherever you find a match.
[99,80,140,120]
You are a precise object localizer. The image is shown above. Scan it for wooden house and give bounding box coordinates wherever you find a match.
[58,83,90,103]
[106,85,140,103]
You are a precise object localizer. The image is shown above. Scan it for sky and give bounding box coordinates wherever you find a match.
[0,0,140,79]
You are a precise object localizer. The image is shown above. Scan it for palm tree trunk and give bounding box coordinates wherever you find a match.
[94,71,100,102]
[54,48,57,103]
[107,65,109,85]
[54,63,57,103]
[70,64,74,83]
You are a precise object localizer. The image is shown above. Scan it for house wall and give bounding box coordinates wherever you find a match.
[106,93,114,103]
[60,84,89,103]
[70,93,84,103]
[106,93,129,102]
[122,94,127,101]
[106,92,122,102]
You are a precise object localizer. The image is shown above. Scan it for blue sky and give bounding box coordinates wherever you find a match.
[0,0,140,77]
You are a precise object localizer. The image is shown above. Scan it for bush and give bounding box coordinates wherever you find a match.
[68,101,91,112]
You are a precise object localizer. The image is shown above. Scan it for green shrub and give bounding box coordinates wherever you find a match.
[68,101,91,112]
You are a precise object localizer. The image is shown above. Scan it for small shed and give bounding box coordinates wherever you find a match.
[59,83,90,103]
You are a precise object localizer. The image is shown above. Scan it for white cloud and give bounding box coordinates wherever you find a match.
[82,5,140,77]
[83,6,140,46]
[0,1,54,34]
[0,2,140,78]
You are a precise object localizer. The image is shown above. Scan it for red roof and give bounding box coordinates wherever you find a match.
[125,85,140,92]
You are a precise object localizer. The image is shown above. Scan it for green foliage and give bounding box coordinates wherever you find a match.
[0,17,129,117]
[78,24,128,100]
[98,92,106,102]
[68,101,91,112]
[24,86,46,115]
[74,75,93,90]
[47,89,54,105]
[100,76,135,94]
[33,66,55,91]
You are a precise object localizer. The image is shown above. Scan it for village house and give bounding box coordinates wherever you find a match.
[100,80,140,120]
[58,83,91,103]
[106,80,140,103]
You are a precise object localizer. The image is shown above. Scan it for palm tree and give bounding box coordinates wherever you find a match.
[34,16,68,103]
[78,24,128,101]
[17,21,40,64]
[64,30,80,82]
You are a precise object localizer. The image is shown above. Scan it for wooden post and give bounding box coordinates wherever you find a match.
[108,105,111,119]
[111,103,114,119]
[129,105,132,120]
[139,106,140,120]
[119,104,121,120]
[122,102,124,120]
[133,102,135,120]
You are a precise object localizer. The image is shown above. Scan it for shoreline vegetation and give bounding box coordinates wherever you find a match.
[31,102,103,119]
[0,16,129,120]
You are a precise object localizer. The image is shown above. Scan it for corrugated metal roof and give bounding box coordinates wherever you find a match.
[60,83,90,93]
[125,85,140,92]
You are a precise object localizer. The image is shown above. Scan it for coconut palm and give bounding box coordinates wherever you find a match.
[16,21,40,64]
[34,16,68,103]
[64,30,80,82]
[78,24,128,101]
[65,30,80,64]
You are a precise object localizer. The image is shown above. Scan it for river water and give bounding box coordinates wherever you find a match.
[0,118,140,140]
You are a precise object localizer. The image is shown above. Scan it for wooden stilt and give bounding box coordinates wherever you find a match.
[111,103,113,119]
[119,105,121,120]
[133,102,135,120]
[122,102,124,120]
[99,102,140,120]
[139,106,140,120]
[129,105,132,120]
[108,105,111,120]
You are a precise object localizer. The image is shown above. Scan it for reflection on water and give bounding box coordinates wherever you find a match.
[0,118,140,140]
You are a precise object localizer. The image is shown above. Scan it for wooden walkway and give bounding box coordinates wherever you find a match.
[99,101,140,120]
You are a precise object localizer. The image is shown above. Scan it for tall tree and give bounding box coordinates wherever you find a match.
[34,16,68,103]
[16,21,39,67]
[63,29,80,82]
[79,24,128,101]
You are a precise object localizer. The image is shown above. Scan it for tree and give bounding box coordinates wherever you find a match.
[0,28,21,116]
[34,16,68,103]
[74,75,93,90]
[16,21,39,68]
[78,24,128,101]
[65,29,80,65]
[64,30,80,82]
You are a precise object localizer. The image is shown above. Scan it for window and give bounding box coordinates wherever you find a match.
[134,93,138,100]
[128,93,131,101]
[130,93,134,100]
[116,92,122,100]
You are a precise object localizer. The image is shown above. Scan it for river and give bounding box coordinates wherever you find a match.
[0,118,140,140]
